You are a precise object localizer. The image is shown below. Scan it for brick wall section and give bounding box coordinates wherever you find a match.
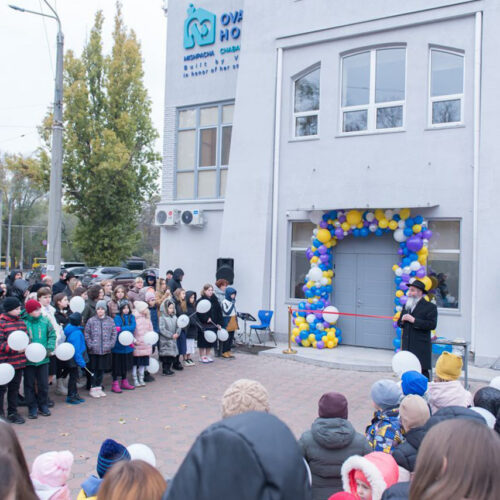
[162,106,176,201]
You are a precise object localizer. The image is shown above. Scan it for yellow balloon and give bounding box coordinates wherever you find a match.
[388,220,398,230]
[310,246,317,252]
[322,271,329,277]
[417,247,428,256]
[308,334,316,343]
[292,327,300,336]
[302,339,311,347]
[392,264,399,272]
[325,241,332,248]
[396,290,403,298]
[346,210,362,226]
[375,209,385,221]
[357,222,364,229]
[311,256,319,264]
[330,240,337,247]
[400,208,411,220]
[327,340,334,349]
[333,338,339,347]
[412,224,422,234]
[420,276,432,291]
[393,312,401,320]
[306,281,314,289]
[341,222,350,231]
[317,228,331,244]
[299,323,309,332]
[307,298,314,303]
[330,327,336,335]
[295,316,305,325]
[327,331,335,340]
[322,335,328,343]
[378,218,389,229]
[430,276,439,290]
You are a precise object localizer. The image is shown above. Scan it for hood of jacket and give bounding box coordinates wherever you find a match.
[6,269,21,285]
[403,425,427,449]
[185,291,197,309]
[310,417,356,450]
[172,268,184,281]
[473,387,500,417]
[428,381,473,412]
[225,287,237,300]
[165,411,311,500]
[425,405,486,431]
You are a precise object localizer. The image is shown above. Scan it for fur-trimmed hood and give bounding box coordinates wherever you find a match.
[341,452,399,500]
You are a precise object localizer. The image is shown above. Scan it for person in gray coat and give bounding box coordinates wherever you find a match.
[159,300,179,376]
[298,392,371,500]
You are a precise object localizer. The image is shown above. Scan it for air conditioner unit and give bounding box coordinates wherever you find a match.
[181,209,205,227]
[155,208,180,226]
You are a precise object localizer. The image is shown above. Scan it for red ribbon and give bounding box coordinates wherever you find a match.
[288,307,395,321]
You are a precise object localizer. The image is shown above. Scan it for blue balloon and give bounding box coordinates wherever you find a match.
[399,242,406,248]
[404,227,414,237]
[414,215,423,224]
[394,298,400,305]
[328,210,338,220]
[305,290,313,298]
[313,238,321,248]
[393,338,401,349]
[375,228,383,236]
[353,229,360,237]
[300,331,308,340]
[410,271,416,277]
[395,277,402,285]
[360,227,369,237]
[393,214,401,221]
[322,213,329,222]
[396,327,402,338]
[298,302,306,309]
[409,253,418,261]
[402,257,411,267]
[405,218,414,228]
[315,333,323,341]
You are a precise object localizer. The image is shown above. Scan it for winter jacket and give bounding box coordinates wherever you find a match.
[159,312,179,357]
[166,268,184,295]
[52,279,70,297]
[299,417,372,499]
[366,408,404,454]
[24,314,56,366]
[381,482,410,500]
[149,306,160,333]
[82,299,97,326]
[127,286,143,305]
[164,411,311,500]
[42,304,63,344]
[473,386,500,419]
[77,475,101,500]
[108,300,119,319]
[0,312,28,369]
[54,309,69,328]
[84,315,117,355]
[424,405,487,430]
[184,292,200,340]
[213,285,226,305]
[64,323,88,368]
[197,294,223,330]
[222,287,237,317]
[428,380,473,414]
[133,314,153,357]
[391,426,426,473]
[112,314,136,355]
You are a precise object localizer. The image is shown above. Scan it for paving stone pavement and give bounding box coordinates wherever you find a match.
[14,351,482,496]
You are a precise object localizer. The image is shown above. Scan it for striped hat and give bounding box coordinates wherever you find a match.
[96,439,130,478]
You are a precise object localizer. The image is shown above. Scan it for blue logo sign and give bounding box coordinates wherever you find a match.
[184,4,216,49]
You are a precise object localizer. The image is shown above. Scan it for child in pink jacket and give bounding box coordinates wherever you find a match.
[31,450,74,500]
[132,301,153,387]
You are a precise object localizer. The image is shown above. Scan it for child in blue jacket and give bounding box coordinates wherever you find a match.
[63,312,88,405]
[111,300,136,393]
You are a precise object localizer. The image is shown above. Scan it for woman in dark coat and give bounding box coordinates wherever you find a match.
[196,284,223,364]
[184,291,199,366]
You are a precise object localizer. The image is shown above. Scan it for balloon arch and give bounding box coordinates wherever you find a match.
[292,208,435,351]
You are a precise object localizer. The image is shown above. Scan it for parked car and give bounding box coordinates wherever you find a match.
[66,266,91,280]
[62,261,86,269]
[81,266,129,287]
[110,270,142,290]
[138,268,160,281]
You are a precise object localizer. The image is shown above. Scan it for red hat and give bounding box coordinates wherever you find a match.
[25,299,42,314]
[342,452,399,499]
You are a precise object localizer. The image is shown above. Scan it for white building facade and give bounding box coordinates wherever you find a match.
[159,0,500,367]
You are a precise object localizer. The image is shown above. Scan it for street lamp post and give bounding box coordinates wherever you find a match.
[9,1,63,280]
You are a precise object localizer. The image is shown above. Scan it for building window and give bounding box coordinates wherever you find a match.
[429,49,464,126]
[341,47,406,133]
[427,220,460,309]
[289,221,316,299]
[293,67,320,137]
[175,102,233,200]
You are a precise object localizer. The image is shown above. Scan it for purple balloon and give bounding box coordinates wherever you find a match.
[339,215,346,223]
[334,228,343,237]
[306,249,313,260]
[398,248,404,255]
[399,283,408,291]
[422,229,433,239]
[401,273,410,282]
[317,341,325,349]
[320,254,329,264]
[315,313,323,320]
[318,245,327,254]
[406,235,423,252]
[416,268,426,278]
[302,285,308,292]
[400,295,408,305]
[393,321,398,328]
[319,221,328,229]
[323,321,330,328]
[363,220,370,227]
[323,300,331,307]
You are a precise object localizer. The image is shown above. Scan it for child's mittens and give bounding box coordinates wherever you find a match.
[116,327,121,333]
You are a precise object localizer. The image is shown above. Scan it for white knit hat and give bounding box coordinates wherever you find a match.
[134,301,148,314]
[221,379,270,418]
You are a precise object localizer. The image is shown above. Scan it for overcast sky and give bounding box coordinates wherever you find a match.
[0,0,167,156]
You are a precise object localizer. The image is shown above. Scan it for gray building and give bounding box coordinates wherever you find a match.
[159,0,500,367]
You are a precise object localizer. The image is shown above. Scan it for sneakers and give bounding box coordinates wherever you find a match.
[162,369,175,376]
[97,387,107,397]
[111,381,122,394]
[89,387,101,398]
[39,407,51,417]
[66,396,82,405]
[206,356,214,363]
[222,352,235,359]
[200,356,213,364]
[173,363,184,371]
[137,375,146,387]
[7,413,25,425]
[184,359,195,367]
[143,371,155,382]
[28,410,38,419]
[120,379,135,390]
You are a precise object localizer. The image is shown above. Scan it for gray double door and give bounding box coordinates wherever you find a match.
[333,233,398,349]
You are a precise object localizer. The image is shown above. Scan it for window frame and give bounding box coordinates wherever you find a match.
[175,101,234,201]
[292,63,321,139]
[426,218,461,313]
[428,47,465,129]
[339,46,407,136]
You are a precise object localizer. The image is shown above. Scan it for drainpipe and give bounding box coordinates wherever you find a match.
[470,11,482,354]
[269,47,283,329]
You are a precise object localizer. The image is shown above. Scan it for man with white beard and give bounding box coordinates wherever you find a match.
[397,279,438,380]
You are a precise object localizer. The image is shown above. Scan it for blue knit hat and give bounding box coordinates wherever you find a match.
[68,312,82,326]
[401,370,428,396]
[371,379,402,410]
[96,439,130,478]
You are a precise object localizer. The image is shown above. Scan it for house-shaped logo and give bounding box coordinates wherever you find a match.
[184,4,216,49]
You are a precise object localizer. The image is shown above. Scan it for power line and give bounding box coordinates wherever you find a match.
[39,0,55,78]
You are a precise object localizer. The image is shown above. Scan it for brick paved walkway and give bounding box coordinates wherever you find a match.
[14,351,481,496]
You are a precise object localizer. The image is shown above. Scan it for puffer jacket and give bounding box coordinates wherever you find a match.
[299,418,371,499]
[112,314,136,355]
[84,315,117,355]
[159,313,179,357]
[127,286,143,305]
[391,426,427,473]
[0,312,28,369]
[24,314,56,366]
[381,482,410,500]
[428,380,473,414]
[133,314,153,357]
[366,408,404,454]
[63,323,88,368]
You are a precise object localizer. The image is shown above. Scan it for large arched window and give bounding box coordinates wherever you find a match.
[293,66,320,137]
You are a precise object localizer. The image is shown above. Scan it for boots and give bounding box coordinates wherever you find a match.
[111,381,122,394]
[133,375,140,387]
[137,373,146,387]
[121,379,135,390]
[55,379,68,396]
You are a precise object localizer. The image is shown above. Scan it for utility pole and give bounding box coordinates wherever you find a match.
[9,1,64,281]
[0,191,3,270]
[20,225,24,271]
[6,197,13,273]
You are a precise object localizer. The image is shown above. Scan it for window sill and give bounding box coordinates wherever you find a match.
[437,307,461,316]
[288,135,320,143]
[169,199,225,205]
[335,128,406,138]
[424,124,465,131]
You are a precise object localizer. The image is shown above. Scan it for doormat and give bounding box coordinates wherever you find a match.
[234,344,275,355]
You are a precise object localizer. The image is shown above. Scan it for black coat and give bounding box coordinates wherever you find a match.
[164,411,311,500]
[167,268,184,294]
[391,426,426,473]
[397,298,437,370]
[381,482,410,500]
[196,294,223,329]
[184,292,200,340]
[52,279,70,297]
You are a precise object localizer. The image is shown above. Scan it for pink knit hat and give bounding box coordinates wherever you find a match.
[31,450,73,487]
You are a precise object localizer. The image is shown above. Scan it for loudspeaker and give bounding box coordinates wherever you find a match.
[216,258,234,284]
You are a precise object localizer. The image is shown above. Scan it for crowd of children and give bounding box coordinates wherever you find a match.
[0,269,239,424]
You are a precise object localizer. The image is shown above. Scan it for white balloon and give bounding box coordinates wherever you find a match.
[489,376,500,391]
[147,357,159,374]
[396,306,403,312]
[25,343,47,363]
[196,299,211,314]
[403,266,411,274]
[316,323,324,331]
[369,224,378,232]
[320,277,328,286]
[7,330,29,351]
[365,212,375,222]
[334,221,341,227]
[118,331,134,346]
[217,328,229,341]
[144,331,159,346]
[395,268,403,277]
[393,228,407,242]
[306,314,316,324]
[469,407,496,429]
[55,343,75,361]
[409,261,421,271]
[398,220,406,229]
[384,209,394,220]
[69,296,85,314]
[312,228,318,236]
[127,443,156,467]
[177,314,189,328]
[322,306,339,325]
[204,330,217,343]
[0,363,15,385]
[308,267,323,282]
[309,211,324,225]
[392,351,422,377]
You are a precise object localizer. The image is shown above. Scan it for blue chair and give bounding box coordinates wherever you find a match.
[249,310,275,345]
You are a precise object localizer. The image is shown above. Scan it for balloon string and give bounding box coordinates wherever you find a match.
[289,307,395,321]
